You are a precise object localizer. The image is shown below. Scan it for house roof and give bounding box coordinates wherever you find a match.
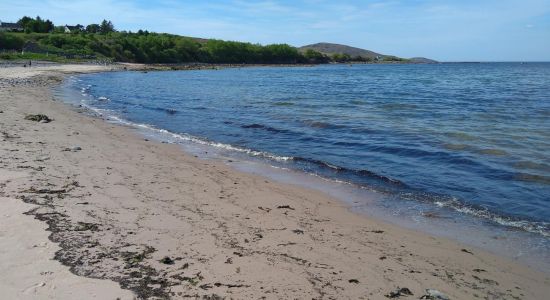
[1,22,22,28]
[65,25,83,30]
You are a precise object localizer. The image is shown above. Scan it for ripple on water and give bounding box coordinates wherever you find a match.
[445,131,480,141]
[514,161,550,173]
[476,148,508,156]
[443,143,471,151]
[515,173,550,185]
[273,101,294,106]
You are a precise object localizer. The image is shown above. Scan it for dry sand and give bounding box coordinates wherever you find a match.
[0,64,549,299]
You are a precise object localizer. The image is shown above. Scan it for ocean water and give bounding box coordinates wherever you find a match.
[58,63,550,258]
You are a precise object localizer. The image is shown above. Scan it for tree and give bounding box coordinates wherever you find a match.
[17,16,53,33]
[99,19,115,34]
[86,24,100,33]
[17,16,33,28]
[303,49,328,63]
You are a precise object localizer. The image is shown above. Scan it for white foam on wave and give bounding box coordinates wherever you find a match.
[78,102,294,163]
[435,199,549,237]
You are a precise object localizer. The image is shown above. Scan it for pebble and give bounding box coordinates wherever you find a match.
[420,289,450,300]
[63,146,82,152]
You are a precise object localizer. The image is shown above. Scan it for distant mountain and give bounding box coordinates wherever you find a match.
[299,42,438,63]
[409,57,438,64]
[299,42,384,59]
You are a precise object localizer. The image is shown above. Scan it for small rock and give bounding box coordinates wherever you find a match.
[461,248,473,255]
[277,205,295,210]
[420,289,450,300]
[385,287,413,298]
[160,256,174,265]
[64,146,82,152]
[348,279,359,284]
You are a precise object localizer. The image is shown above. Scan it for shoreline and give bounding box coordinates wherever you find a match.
[1,64,549,299]
[66,79,550,274]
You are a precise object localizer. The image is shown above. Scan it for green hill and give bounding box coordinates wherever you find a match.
[299,42,384,59]
[0,16,433,64]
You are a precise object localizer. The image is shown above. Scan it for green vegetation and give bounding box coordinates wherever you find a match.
[0,16,409,64]
[0,31,316,63]
[17,16,54,33]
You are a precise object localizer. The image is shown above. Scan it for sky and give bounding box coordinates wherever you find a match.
[1,0,549,61]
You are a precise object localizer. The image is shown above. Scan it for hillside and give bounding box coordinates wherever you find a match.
[299,42,384,59]
[299,42,438,63]
[0,17,428,64]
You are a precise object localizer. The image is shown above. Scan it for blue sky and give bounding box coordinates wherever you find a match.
[1,0,549,61]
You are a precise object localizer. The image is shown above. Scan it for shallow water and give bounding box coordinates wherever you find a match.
[57,63,550,268]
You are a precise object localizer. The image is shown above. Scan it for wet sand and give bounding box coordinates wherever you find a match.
[0,64,548,299]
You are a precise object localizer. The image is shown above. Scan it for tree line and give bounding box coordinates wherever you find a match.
[1,16,405,64]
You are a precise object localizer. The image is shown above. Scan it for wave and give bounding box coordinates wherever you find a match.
[273,101,294,106]
[241,123,288,134]
[433,198,550,237]
[71,85,550,239]
[86,110,295,162]
[292,157,404,186]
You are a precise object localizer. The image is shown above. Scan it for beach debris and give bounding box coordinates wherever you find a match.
[35,155,50,162]
[214,282,249,288]
[420,289,450,300]
[122,246,156,266]
[348,279,360,284]
[472,275,499,285]
[160,256,175,265]
[277,242,297,246]
[277,205,295,210]
[24,114,52,123]
[461,248,474,255]
[370,230,385,234]
[203,294,223,300]
[385,287,413,298]
[62,146,82,152]
[472,268,486,273]
[73,222,99,231]
[292,229,304,234]
[21,187,66,194]
[1,131,19,139]
[258,206,271,212]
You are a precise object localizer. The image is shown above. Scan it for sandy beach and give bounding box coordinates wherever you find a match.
[0,64,548,299]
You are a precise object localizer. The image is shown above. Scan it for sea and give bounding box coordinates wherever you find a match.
[57,63,550,271]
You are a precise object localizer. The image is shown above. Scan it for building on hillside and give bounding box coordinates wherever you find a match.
[64,24,84,33]
[0,21,23,32]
